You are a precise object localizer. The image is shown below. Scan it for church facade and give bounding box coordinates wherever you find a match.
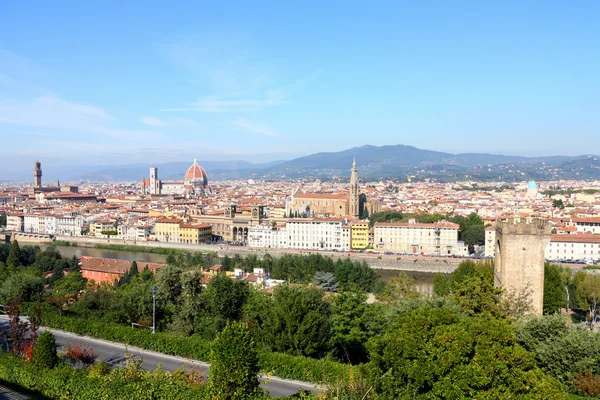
[287,160,372,218]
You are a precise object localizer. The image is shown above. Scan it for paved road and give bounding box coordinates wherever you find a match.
[0,384,39,400]
[0,318,322,398]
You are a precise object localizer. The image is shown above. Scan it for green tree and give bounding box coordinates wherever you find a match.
[0,273,44,303]
[574,271,600,331]
[361,207,369,219]
[462,223,485,248]
[552,199,565,209]
[119,280,156,324]
[33,331,58,369]
[53,271,87,298]
[209,322,261,400]
[6,240,21,270]
[369,210,404,226]
[544,263,565,314]
[432,273,450,296]
[257,285,331,358]
[517,315,600,391]
[139,264,154,282]
[119,261,140,286]
[452,273,504,318]
[368,305,566,399]
[0,213,6,228]
[203,274,249,328]
[168,270,204,335]
[376,273,420,304]
[312,271,338,292]
[156,264,183,302]
[329,291,382,364]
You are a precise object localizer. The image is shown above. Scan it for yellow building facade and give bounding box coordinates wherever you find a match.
[180,223,212,244]
[350,221,370,249]
[154,218,182,243]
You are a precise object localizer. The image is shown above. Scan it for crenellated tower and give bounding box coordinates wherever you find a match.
[349,158,360,217]
[494,217,551,315]
[33,161,42,187]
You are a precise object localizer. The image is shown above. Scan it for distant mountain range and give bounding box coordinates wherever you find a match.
[253,145,600,182]
[5,145,599,183]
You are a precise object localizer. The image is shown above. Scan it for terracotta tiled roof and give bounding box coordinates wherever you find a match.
[375,221,460,229]
[294,193,348,200]
[79,256,165,275]
[550,234,600,244]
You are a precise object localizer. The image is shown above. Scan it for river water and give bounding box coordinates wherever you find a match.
[31,243,438,295]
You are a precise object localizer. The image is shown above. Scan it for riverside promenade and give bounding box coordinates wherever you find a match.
[27,234,464,274]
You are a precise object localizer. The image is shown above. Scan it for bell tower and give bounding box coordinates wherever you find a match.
[349,159,360,217]
[33,161,42,188]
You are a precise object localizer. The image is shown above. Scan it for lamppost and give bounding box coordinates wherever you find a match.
[151,284,158,334]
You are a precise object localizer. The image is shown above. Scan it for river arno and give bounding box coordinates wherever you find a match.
[31,243,439,295]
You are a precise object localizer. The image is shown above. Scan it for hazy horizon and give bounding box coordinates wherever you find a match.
[2,2,600,170]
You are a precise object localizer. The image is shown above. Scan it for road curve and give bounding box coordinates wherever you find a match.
[0,318,323,398]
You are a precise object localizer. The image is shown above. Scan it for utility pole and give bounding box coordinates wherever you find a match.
[151,284,157,334]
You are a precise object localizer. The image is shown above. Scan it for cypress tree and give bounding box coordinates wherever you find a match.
[6,240,21,270]
[33,331,58,369]
[129,261,139,277]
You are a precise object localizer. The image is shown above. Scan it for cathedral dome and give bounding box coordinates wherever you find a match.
[184,159,208,187]
[527,181,538,190]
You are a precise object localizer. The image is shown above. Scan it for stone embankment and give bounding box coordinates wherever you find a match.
[20,235,463,273]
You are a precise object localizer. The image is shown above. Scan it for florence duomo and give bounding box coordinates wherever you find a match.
[141,159,209,197]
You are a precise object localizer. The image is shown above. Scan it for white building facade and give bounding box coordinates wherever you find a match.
[248,224,287,249]
[545,234,600,262]
[374,220,463,255]
[287,218,346,251]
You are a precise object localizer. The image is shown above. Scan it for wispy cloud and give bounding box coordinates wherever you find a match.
[140,116,168,127]
[163,70,323,113]
[140,116,201,127]
[233,117,278,137]
[0,96,160,140]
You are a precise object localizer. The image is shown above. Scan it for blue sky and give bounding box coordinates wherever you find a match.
[1,1,599,171]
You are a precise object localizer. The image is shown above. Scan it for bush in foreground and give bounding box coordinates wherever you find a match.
[209,322,261,400]
[32,331,58,369]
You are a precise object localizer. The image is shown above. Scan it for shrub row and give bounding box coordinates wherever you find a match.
[0,351,208,400]
[93,243,215,256]
[50,240,78,247]
[40,312,354,384]
[41,313,213,360]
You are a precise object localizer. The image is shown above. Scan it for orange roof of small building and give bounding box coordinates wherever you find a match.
[551,234,600,244]
[294,193,348,200]
[79,256,165,275]
[375,221,460,229]
[155,217,182,224]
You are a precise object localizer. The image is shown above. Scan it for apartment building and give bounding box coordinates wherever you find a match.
[248,223,288,248]
[154,218,183,243]
[350,221,370,249]
[374,220,462,255]
[6,214,24,232]
[545,234,600,262]
[287,218,348,251]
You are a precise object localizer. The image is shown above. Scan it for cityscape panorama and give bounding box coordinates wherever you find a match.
[1,2,600,399]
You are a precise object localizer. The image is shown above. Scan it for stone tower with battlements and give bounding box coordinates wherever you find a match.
[494,217,551,315]
[33,161,42,187]
[349,159,360,218]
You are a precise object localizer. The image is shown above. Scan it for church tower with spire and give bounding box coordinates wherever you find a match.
[349,158,360,217]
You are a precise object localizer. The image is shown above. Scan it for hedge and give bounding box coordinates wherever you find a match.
[40,312,354,385]
[92,243,216,256]
[0,351,209,399]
